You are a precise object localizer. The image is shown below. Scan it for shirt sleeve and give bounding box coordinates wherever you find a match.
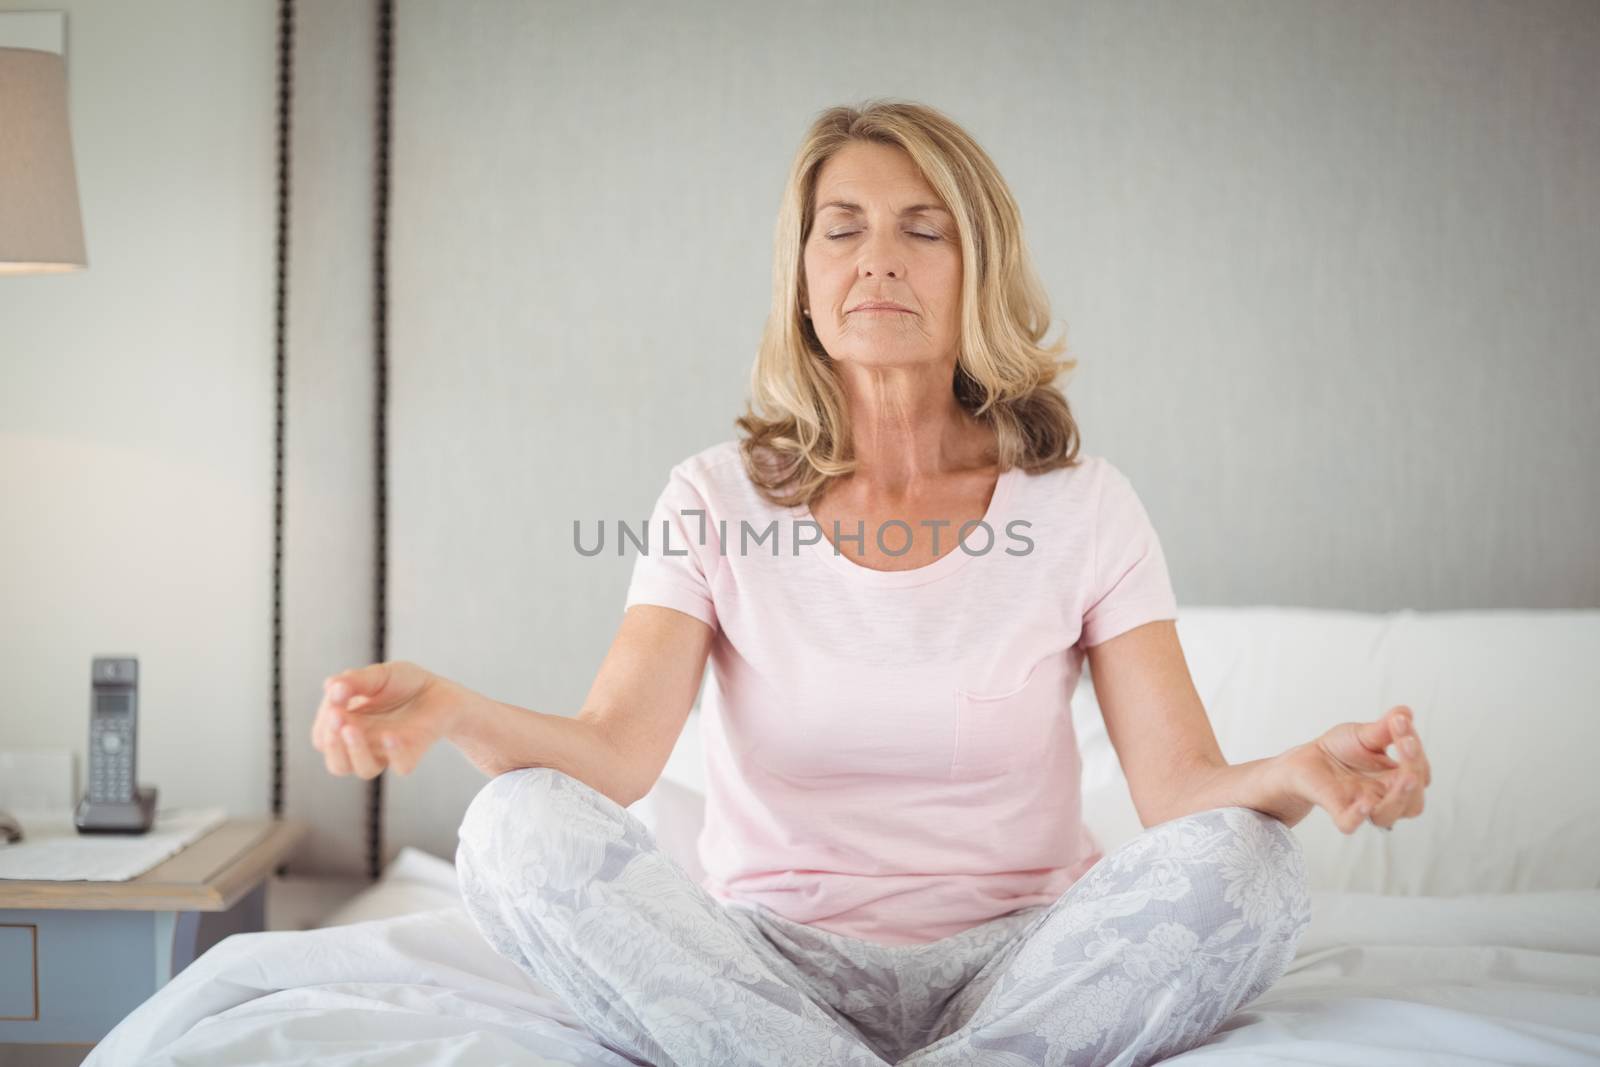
[1078,461,1179,648]
[622,462,720,632]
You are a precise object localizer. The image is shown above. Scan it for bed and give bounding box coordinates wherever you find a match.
[84,607,1600,1066]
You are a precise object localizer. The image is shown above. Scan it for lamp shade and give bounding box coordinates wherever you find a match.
[0,46,87,273]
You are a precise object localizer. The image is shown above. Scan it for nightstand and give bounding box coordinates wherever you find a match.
[0,817,307,1058]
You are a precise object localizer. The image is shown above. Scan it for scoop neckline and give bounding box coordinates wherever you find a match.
[788,464,1020,588]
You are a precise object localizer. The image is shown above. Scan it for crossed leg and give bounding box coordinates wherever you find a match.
[454,766,892,1067]
[457,769,1309,1067]
[897,806,1313,1067]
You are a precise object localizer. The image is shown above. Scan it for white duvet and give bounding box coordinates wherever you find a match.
[85,882,1600,1066]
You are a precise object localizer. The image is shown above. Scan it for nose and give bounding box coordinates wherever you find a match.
[857,228,904,279]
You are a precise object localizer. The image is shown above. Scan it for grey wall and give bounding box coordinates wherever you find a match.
[375,0,1599,865]
[3,0,1595,875]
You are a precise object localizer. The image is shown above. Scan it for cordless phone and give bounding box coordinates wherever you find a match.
[74,655,159,834]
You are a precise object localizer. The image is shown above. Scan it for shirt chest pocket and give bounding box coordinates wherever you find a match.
[950,651,1071,779]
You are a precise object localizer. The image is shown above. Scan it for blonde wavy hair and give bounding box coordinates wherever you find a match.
[735,98,1083,509]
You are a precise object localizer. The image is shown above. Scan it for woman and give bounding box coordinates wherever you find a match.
[312,100,1431,1067]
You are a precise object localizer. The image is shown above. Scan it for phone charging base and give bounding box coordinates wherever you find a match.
[75,785,159,834]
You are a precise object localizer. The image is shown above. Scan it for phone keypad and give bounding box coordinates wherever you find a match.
[90,720,134,801]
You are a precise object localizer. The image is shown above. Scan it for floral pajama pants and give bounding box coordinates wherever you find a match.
[455,767,1312,1067]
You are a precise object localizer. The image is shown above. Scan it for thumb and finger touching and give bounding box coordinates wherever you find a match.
[1304,755,1389,835]
[1330,708,1410,771]
[1314,705,1429,832]
[313,662,432,778]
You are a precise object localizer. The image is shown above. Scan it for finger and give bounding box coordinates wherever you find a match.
[1399,726,1432,788]
[1351,777,1389,833]
[341,723,385,780]
[324,724,354,777]
[314,677,337,742]
[1397,736,1431,790]
[1390,715,1432,791]
[312,680,336,749]
[319,696,357,745]
[1322,722,1399,772]
[1354,705,1410,762]
[1346,721,1401,770]
[379,732,413,776]
[1398,741,1428,820]
[1369,769,1416,829]
[1404,785,1426,820]
[1338,794,1371,835]
[326,663,399,709]
[1343,794,1384,834]
[1306,768,1381,835]
[312,697,343,751]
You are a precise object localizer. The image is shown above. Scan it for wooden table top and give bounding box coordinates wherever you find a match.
[0,818,308,912]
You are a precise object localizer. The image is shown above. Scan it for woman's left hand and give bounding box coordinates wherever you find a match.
[1259,705,1432,834]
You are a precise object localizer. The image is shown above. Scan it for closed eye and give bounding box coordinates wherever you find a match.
[825,232,940,241]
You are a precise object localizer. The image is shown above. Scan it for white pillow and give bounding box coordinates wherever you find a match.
[1075,607,1600,895]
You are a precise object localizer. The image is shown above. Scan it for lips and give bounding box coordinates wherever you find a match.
[849,301,914,313]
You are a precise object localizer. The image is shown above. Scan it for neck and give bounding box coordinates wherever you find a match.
[836,361,993,497]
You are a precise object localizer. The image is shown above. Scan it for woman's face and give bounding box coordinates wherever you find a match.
[802,141,963,371]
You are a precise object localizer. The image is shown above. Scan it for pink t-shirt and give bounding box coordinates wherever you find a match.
[623,438,1179,947]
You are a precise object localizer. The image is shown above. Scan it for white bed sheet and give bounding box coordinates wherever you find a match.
[85,888,1600,1066]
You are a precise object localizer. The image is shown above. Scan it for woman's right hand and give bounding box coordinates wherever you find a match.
[311,660,461,779]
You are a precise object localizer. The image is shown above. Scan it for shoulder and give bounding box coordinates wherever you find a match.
[672,438,744,479]
[1016,453,1149,494]
[666,438,746,491]
[1010,451,1113,508]
[1008,454,1161,540]
[655,438,768,512]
